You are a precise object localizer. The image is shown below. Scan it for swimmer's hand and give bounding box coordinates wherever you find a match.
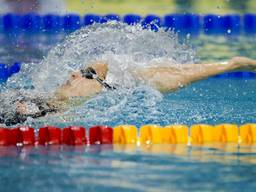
[16,101,28,115]
[4,101,58,126]
[229,57,256,71]
[16,101,57,116]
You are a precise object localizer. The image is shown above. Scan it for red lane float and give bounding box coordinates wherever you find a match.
[18,127,35,145]
[8,128,20,145]
[89,126,113,144]
[0,128,9,146]
[63,126,86,145]
[38,126,62,145]
[1,127,35,146]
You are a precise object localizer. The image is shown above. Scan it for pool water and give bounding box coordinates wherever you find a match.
[1,28,256,191]
[1,144,256,192]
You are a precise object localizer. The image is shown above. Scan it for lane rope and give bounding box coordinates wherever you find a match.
[0,123,256,146]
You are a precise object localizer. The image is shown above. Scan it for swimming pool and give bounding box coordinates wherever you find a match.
[1,22,256,192]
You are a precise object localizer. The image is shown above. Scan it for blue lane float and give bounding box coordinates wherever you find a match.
[0,13,256,34]
[163,14,200,35]
[244,14,256,34]
[164,14,182,32]
[63,14,81,32]
[104,14,120,22]
[0,62,21,83]
[220,15,241,35]
[95,14,120,24]
[84,14,101,26]
[141,14,161,32]
[0,64,9,82]
[204,14,222,34]
[8,62,21,75]
[204,14,241,35]
[123,14,141,25]
[182,14,200,35]
[21,13,41,32]
[42,14,62,33]
[213,72,256,79]
[2,13,21,32]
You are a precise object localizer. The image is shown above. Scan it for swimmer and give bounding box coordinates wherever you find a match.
[2,56,256,126]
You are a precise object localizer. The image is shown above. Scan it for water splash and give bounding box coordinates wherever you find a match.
[31,21,196,93]
[3,22,196,126]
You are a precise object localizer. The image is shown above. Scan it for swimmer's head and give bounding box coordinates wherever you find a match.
[55,62,108,100]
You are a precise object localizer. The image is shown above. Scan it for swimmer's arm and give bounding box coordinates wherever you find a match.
[132,57,256,92]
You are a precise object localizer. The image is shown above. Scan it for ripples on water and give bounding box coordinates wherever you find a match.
[1,144,256,192]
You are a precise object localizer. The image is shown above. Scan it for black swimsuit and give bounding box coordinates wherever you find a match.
[0,98,57,126]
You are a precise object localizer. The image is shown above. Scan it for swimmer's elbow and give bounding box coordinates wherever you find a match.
[151,81,188,93]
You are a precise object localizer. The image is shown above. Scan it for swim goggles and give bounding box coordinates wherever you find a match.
[80,67,116,90]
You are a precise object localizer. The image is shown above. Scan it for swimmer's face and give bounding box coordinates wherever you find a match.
[55,62,108,99]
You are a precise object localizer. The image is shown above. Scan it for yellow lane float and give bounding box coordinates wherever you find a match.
[113,125,137,144]
[240,124,256,144]
[190,124,215,144]
[163,125,188,144]
[214,124,239,143]
[140,124,163,144]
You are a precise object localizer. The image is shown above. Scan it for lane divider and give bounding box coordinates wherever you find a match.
[63,126,86,145]
[215,124,239,143]
[240,124,256,144]
[113,125,137,144]
[0,62,21,83]
[1,124,256,146]
[164,125,189,144]
[140,125,163,144]
[2,13,256,35]
[191,124,215,144]
[89,126,113,145]
[38,126,62,145]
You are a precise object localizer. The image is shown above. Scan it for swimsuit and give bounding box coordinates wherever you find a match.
[0,97,57,126]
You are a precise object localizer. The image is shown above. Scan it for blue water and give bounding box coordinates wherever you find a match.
[1,144,256,192]
[1,30,256,191]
